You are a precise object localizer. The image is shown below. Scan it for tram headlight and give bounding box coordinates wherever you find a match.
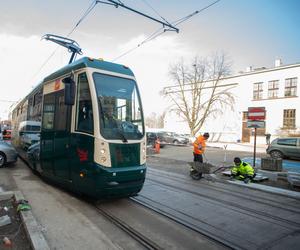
[100,149,105,154]
[100,156,106,163]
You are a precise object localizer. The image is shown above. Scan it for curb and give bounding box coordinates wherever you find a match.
[201,173,300,200]
[226,180,300,200]
[0,191,50,250]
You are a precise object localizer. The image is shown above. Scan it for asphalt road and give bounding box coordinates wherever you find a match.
[150,144,300,174]
[153,144,268,167]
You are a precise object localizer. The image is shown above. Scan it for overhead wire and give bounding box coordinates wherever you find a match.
[28,0,98,85]
[172,0,221,26]
[140,0,172,27]
[112,0,221,62]
[0,99,17,103]
[67,0,98,37]
[29,0,221,81]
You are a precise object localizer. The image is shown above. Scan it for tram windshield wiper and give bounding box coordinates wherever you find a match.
[117,129,128,143]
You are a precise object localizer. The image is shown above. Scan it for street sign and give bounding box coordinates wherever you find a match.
[247,120,265,128]
[248,107,265,120]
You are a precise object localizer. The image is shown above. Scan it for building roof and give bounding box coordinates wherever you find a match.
[232,61,300,79]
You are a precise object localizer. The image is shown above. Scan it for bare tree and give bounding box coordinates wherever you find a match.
[162,53,235,136]
[145,112,166,128]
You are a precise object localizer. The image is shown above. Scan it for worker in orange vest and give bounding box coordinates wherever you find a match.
[155,136,160,154]
[191,132,210,178]
[193,132,210,162]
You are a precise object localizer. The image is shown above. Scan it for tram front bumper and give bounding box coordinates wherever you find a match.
[95,164,147,197]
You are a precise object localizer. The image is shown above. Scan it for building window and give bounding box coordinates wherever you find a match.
[285,77,297,97]
[253,82,263,100]
[268,80,279,98]
[283,109,296,129]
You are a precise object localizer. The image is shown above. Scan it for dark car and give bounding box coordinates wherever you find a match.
[266,137,300,159]
[146,132,166,148]
[27,142,40,168]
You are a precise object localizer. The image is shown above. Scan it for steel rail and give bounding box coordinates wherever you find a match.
[148,169,300,212]
[95,204,162,250]
[130,196,239,250]
[144,176,300,229]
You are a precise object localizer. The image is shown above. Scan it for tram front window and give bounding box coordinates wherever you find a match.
[93,73,144,140]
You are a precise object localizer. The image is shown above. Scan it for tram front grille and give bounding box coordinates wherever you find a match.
[109,143,140,167]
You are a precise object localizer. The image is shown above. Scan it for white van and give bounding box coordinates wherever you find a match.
[19,121,41,149]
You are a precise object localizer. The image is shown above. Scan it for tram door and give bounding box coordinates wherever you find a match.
[41,90,72,182]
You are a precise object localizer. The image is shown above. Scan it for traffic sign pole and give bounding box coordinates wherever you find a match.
[253,128,257,167]
[248,107,266,168]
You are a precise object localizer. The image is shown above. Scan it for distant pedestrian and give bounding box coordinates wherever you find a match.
[265,133,271,145]
[231,157,255,184]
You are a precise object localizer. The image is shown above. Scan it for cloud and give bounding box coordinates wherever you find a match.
[113,34,194,116]
[0,34,70,119]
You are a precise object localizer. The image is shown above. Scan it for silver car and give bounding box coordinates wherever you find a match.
[0,140,18,167]
[266,137,300,159]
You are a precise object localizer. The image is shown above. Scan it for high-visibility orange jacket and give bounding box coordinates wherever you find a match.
[193,135,206,155]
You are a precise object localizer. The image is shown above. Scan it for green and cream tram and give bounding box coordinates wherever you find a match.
[12,57,146,198]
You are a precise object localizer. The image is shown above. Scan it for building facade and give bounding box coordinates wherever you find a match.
[165,59,300,143]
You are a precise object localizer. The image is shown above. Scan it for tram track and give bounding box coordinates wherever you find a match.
[130,196,241,250]
[148,168,300,213]
[94,199,227,250]
[95,203,162,250]
[124,168,300,249]
[145,175,300,229]
[130,192,300,249]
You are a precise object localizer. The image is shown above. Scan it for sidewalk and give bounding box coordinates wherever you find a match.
[207,141,268,154]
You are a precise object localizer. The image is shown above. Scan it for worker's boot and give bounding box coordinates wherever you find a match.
[244,177,250,184]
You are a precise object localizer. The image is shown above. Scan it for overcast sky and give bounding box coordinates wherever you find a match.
[0,0,299,120]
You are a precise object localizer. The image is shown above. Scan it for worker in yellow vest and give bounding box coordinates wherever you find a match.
[231,157,255,184]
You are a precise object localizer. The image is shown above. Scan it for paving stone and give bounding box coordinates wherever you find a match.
[288,172,300,187]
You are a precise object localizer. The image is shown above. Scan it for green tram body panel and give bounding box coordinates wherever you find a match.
[13,57,146,199]
[38,133,146,198]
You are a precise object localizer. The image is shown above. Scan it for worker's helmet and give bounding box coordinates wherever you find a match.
[234,157,241,165]
[203,132,210,138]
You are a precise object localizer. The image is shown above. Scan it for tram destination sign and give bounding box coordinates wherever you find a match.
[248,107,265,120]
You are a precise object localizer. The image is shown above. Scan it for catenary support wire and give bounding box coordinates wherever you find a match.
[113,0,221,62]
[96,0,179,32]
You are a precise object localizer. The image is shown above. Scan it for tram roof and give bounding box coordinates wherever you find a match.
[43,57,134,83]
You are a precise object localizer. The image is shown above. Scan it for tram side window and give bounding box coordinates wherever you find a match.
[55,93,68,130]
[76,73,94,134]
[42,94,55,130]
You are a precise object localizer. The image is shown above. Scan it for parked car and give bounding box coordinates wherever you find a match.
[161,132,189,145]
[266,137,300,159]
[27,142,40,168]
[18,121,41,149]
[0,140,18,167]
[146,132,166,148]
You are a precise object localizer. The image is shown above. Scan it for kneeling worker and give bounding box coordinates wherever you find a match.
[231,157,255,183]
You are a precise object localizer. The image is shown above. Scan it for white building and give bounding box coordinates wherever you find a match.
[165,59,300,143]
